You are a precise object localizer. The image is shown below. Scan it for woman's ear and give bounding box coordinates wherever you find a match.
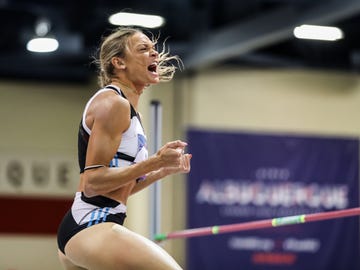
[111,57,126,69]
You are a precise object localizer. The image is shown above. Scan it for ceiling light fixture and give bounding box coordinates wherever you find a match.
[109,12,165,28]
[35,18,51,36]
[293,24,344,41]
[26,18,59,53]
[26,37,59,53]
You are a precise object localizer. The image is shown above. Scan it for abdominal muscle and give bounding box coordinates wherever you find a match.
[78,173,136,206]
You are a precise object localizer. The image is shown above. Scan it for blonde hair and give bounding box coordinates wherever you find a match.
[93,27,182,87]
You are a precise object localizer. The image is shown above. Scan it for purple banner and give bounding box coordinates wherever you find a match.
[187,129,359,270]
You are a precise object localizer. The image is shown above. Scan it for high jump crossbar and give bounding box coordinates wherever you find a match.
[154,207,360,242]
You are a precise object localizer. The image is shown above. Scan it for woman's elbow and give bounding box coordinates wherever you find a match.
[82,172,101,197]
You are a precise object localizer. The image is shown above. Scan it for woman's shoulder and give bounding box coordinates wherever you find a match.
[98,90,130,114]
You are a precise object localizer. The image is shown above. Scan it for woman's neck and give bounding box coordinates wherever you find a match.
[111,79,143,96]
[110,79,143,110]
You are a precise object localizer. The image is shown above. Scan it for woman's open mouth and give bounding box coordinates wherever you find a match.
[148,63,158,74]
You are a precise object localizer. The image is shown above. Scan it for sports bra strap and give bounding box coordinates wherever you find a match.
[114,151,135,162]
[105,85,137,118]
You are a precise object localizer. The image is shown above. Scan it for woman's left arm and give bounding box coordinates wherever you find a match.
[130,153,191,195]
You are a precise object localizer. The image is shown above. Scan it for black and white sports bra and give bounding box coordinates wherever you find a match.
[77,85,148,177]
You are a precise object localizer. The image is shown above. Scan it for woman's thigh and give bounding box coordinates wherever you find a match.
[64,222,182,270]
[58,250,86,270]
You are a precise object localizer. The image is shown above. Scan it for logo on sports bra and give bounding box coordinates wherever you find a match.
[134,134,148,163]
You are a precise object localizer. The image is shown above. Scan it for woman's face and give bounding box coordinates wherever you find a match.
[122,32,160,87]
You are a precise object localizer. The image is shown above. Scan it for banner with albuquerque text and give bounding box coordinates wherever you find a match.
[186,128,359,270]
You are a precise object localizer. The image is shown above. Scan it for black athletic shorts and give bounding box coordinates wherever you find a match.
[57,192,127,254]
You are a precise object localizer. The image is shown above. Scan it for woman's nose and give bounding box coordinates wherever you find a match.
[151,49,159,57]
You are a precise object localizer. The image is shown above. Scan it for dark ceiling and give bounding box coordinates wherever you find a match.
[0,0,360,82]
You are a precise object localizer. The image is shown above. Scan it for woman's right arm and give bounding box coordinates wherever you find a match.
[82,93,185,197]
[84,140,187,197]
